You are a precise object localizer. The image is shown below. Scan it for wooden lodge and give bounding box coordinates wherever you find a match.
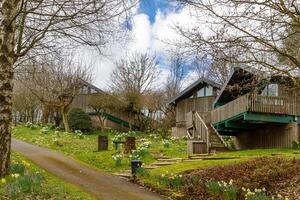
[169,67,300,154]
[72,81,135,131]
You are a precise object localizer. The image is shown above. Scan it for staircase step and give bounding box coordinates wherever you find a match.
[154,156,171,159]
[152,162,177,166]
[188,156,209,160]
[143,165,160,169]
[183,159,203,162]
[190,153,209,156]
[157,158,183,162]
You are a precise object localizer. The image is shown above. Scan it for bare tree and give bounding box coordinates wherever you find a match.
[12,80,40,123]
[18,57,90,133]
[175,0,300,85]
[0,0,135,176]
[192,53,232,85]
[111,51,160,95]
[165,51,186,99]
[110,51,160,130]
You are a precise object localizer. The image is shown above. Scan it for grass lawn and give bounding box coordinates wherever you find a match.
[13,125,300,198]
[13,125,187,173]
[0,152,94,200]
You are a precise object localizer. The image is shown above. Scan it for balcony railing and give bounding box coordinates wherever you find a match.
[211,94,297,124]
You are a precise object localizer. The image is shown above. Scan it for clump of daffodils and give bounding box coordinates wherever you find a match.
[1,178,6,184]
[22,160,30,167]
[271,194,289,200]
[11,173,20,179]
[241,187,289,200]
[170,136,179,141]
[112,134,124,142]
[40,126,50,134]
[206,180,237,199]
[112,154,123,166]
[54,130,60,137]
[129,139,151,160]
[130,150,141,160]
[74,130,84,139]
[157,171,183,190]
[162,139,171,148]
[217,179,234,187]
[149,133,159,140]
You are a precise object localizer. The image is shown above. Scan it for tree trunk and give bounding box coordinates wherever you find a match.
[42,105,50,124]
[0,0,19,177]
[96,114,105,131]
[61,107,70,132]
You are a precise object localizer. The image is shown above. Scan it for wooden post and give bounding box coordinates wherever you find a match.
[124,137,136,154]
[98,136,108,151]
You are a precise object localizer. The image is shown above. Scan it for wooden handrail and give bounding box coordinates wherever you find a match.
[211,94,249,123]
[194,112,209,141]
[196,112,208,130]
[210,123,227,147]
[211,94,298,124]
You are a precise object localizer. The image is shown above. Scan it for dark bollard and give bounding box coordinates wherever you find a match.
[131,160,142,175]
[98,136,108,151]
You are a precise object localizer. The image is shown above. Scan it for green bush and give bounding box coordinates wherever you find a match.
[292,140,300,149]
[223,136,236,150]
[67,108,92,132]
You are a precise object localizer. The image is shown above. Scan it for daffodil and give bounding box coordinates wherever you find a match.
[1,178,6,184]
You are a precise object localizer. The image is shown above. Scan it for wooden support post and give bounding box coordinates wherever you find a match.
[98,136,108,151]
[124,137,136,154]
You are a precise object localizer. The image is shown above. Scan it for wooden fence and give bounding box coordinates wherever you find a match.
[211,94,298,124]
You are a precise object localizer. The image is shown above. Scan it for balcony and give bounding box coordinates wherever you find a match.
[211,94,298,126]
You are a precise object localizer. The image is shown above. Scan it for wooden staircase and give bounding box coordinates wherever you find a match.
[208,124,228,152]
[186,111,228,154]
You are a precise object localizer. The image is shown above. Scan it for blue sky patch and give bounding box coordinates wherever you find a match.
[138,0,182,24]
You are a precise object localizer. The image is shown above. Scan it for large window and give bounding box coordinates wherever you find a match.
[206,86,213,96]
[261,84,278,96]
[197,86,214,97]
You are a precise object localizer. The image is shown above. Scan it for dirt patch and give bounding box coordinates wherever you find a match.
[181,157,300,200]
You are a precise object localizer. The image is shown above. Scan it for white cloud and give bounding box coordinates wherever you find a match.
[85,6,201,91]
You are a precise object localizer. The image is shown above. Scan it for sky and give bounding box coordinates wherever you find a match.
[82,0,199,91]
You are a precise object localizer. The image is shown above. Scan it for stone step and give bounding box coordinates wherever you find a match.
[183,159,203,162]
[153,156,171,159]
[201,156,238,160]
[187,156,208,160]
[152,162,177,166]
[156,158,183,162]
[191,153,209,156]
[143,165,160,170]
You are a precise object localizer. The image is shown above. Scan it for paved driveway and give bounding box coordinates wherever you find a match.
[12,139,163,200]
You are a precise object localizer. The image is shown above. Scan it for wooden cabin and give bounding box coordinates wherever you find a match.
[72,81,135,131]
[212,67,300,149]
[168,78,228,154]
[169,67,300,154]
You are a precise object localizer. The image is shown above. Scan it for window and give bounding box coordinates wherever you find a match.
[261,84,278,96]
[205,86,213,96]
[197,86,214,97]
[197,88,205,97]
